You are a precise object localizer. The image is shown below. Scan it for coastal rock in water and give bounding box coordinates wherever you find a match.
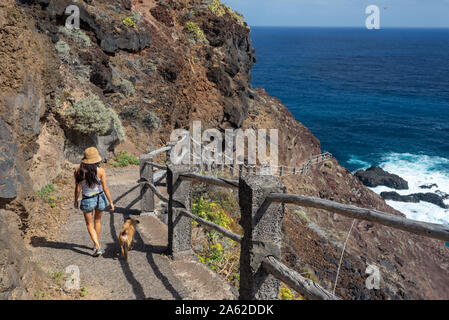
[413,193,448,209]
[355,166,409,190]
[381,191,448,209]
[436,190,449,200]
[419,183,438,189]
[381,192,419,203]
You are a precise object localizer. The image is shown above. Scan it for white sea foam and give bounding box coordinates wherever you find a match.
[347,156,371,170]
[352,153,449,226]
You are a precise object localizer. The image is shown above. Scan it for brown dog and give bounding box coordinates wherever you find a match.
[119,218,140,260]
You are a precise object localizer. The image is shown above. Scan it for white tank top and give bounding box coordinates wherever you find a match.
[81,168,103,197]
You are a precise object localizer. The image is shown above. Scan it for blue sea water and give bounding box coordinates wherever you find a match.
[249,27,449,225]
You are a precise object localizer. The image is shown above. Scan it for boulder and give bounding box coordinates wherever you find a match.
[436,190,449,200]
[90,63,113,92]
[413,193,448,209]
[63,120,121,164]
[419,183,438,189]
[381,191,448,209]
[355,166,409,190]
[380,192,419,203]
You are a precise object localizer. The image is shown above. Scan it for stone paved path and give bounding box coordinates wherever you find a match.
[29,167,235,300]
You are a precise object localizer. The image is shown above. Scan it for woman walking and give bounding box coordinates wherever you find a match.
[74,147,114,257]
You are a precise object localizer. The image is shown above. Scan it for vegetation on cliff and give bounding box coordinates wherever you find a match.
[64,94,125,140]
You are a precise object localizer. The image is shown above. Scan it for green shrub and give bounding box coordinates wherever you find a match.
[209,0,227,16]
[55,40,70,59]
[58,26,92,46]
[192,196,241,286]
[112,77,135,97]
[130,11,142,25]
[279,284,304,300]
[120,106,160,130]
[184,21,208,43]
[64,93,125,140]
[73,64,91,81]
[111,151,140,167]
[143,110,160,130]
[295,209,310,222]
[122,17,137,29]
[37,184,57,208]
[193,196,232,230]
[208,0,245,26]
[80,286,87,297]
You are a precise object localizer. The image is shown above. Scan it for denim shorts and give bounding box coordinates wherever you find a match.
[80,193,109,213]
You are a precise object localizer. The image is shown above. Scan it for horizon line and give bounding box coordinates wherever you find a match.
[249,25,449,29]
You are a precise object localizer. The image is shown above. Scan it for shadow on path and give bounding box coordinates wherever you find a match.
[108,211,146,299]
[108,187,185,300]
[30,236,92,257]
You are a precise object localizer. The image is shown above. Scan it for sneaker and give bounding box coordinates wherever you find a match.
[93,248,103,257]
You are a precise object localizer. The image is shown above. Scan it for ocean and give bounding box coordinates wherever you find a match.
[249,27,449,226]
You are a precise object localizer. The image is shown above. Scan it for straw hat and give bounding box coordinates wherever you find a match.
[82,147,102,164]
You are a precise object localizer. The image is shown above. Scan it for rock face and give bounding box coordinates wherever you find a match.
[63,122,122,164]
[355,166,409,190]
[0,120,20,203]
[0,214,50,299]
[0,0,59,203]
[381,191,448,209]
[25,0,152,54]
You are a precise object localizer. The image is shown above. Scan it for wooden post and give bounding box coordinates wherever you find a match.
[166,142,176,165]
[167,164,193,259]
[139,154,154,215]
[238,175,284,300]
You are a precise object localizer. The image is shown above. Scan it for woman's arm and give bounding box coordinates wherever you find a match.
[99,168,114,212]
[74,169,81,209]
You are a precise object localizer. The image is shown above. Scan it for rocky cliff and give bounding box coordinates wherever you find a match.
[1,0,448,299]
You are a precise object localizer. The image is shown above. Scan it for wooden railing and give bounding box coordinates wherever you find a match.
[138,144,449,300]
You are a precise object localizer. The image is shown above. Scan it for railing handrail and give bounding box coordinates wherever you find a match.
[179,172,239,189]
[143,146,172,158]
[267,193,449,242]
[262,256,339,300]
[140,144,449,300]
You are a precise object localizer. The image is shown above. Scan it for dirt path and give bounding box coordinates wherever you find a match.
[29,167,235,300]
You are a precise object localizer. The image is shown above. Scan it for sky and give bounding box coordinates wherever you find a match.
[222,0,449,28]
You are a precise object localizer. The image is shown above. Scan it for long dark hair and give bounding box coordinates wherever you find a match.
[75,162,100,187]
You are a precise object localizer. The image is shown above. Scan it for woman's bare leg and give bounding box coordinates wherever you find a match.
[83,212,100,249]
[94,209,103,240]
